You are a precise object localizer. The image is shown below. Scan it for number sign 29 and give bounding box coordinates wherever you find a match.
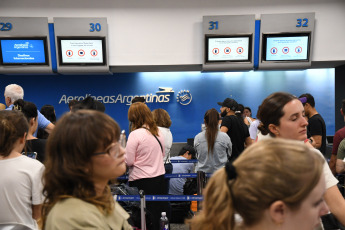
[0,22,12,31]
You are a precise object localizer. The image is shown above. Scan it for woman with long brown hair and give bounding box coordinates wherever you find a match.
[41,110,131,229]
[126,102,167,230]
[189,138,328,230]
[194,108,232,174]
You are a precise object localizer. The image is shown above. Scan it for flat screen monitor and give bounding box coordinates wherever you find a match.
[205,35,252,63]
[262,33,310,61]
[57,37,106,65]
[0,37,49,65]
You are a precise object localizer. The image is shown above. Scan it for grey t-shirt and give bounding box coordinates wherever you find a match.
[194,130,232,174]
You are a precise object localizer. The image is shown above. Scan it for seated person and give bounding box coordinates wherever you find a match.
[0,110,44,229]
[336,138,345,174]
[169,145,196,195]
[188,138,328,230]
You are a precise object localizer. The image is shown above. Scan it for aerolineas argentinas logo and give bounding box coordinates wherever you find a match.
[58,87,192,105]
[176,90,192,105]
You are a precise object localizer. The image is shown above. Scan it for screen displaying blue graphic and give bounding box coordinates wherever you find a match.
[0,38,48,65]
[262,33,310,61]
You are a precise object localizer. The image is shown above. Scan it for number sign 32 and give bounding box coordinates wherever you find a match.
[296,18,308,27]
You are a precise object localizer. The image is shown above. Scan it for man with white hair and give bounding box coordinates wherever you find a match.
[4,84,54,136]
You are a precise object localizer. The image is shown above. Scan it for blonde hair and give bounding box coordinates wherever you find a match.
[188,139,324,230]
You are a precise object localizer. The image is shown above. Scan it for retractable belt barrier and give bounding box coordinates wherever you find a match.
[170,159,198,163]
[118,173,211,180]
[118,159,211,180]
[116,159,208,211]
[115,195,203,202]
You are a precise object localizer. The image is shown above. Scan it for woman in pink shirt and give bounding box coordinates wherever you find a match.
[126,102,167,230]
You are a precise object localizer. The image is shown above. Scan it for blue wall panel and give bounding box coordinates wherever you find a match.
[0,68,335,142]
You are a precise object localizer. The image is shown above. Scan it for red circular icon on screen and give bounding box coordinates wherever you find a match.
[224,47,231,54]
[270,47,278,54]
[282,47,289,54]
[78,49,85,57]
[66,50,73,57]
[236,47,244,54]
[212,48,219,55]
[90,49,98,57]
[295,46,302,53]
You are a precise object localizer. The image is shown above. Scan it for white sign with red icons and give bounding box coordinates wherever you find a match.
[208,37,249,61]
[60,40,103,63]
[266,36,308,61]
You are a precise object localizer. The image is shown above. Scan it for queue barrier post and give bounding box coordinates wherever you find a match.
[139,190,146,230]
[197,171,206,211]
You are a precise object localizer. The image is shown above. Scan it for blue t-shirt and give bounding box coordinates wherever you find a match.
[6,104,51,137]
[168,156,194,195]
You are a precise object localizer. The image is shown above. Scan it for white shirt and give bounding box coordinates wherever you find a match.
[0,155,45,229]
[158,127,173,162]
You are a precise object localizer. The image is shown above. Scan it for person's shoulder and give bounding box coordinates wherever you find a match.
[339,139,345,148]
[50,198,101,216]
[28,138,47,145]
[310,114,324,121]
[335,126,345,137]
[222,115,232,121]
[18,155,44,167]
[129,128,146,137]
[218,131,230,139]
[171,156,183,160]
[46,198,106,228]
[194,131,205,139]
[158,126,170,132]
[310,147,324,158]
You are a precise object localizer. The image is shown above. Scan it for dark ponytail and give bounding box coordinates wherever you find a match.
[204,108,220,154]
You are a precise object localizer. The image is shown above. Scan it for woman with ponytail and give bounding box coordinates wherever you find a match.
[194,108,232,174]
[189,138,328,230]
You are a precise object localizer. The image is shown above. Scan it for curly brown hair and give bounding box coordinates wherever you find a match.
[41,110,120,229]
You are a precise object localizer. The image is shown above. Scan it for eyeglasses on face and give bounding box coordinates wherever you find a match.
[92,142,121,158]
